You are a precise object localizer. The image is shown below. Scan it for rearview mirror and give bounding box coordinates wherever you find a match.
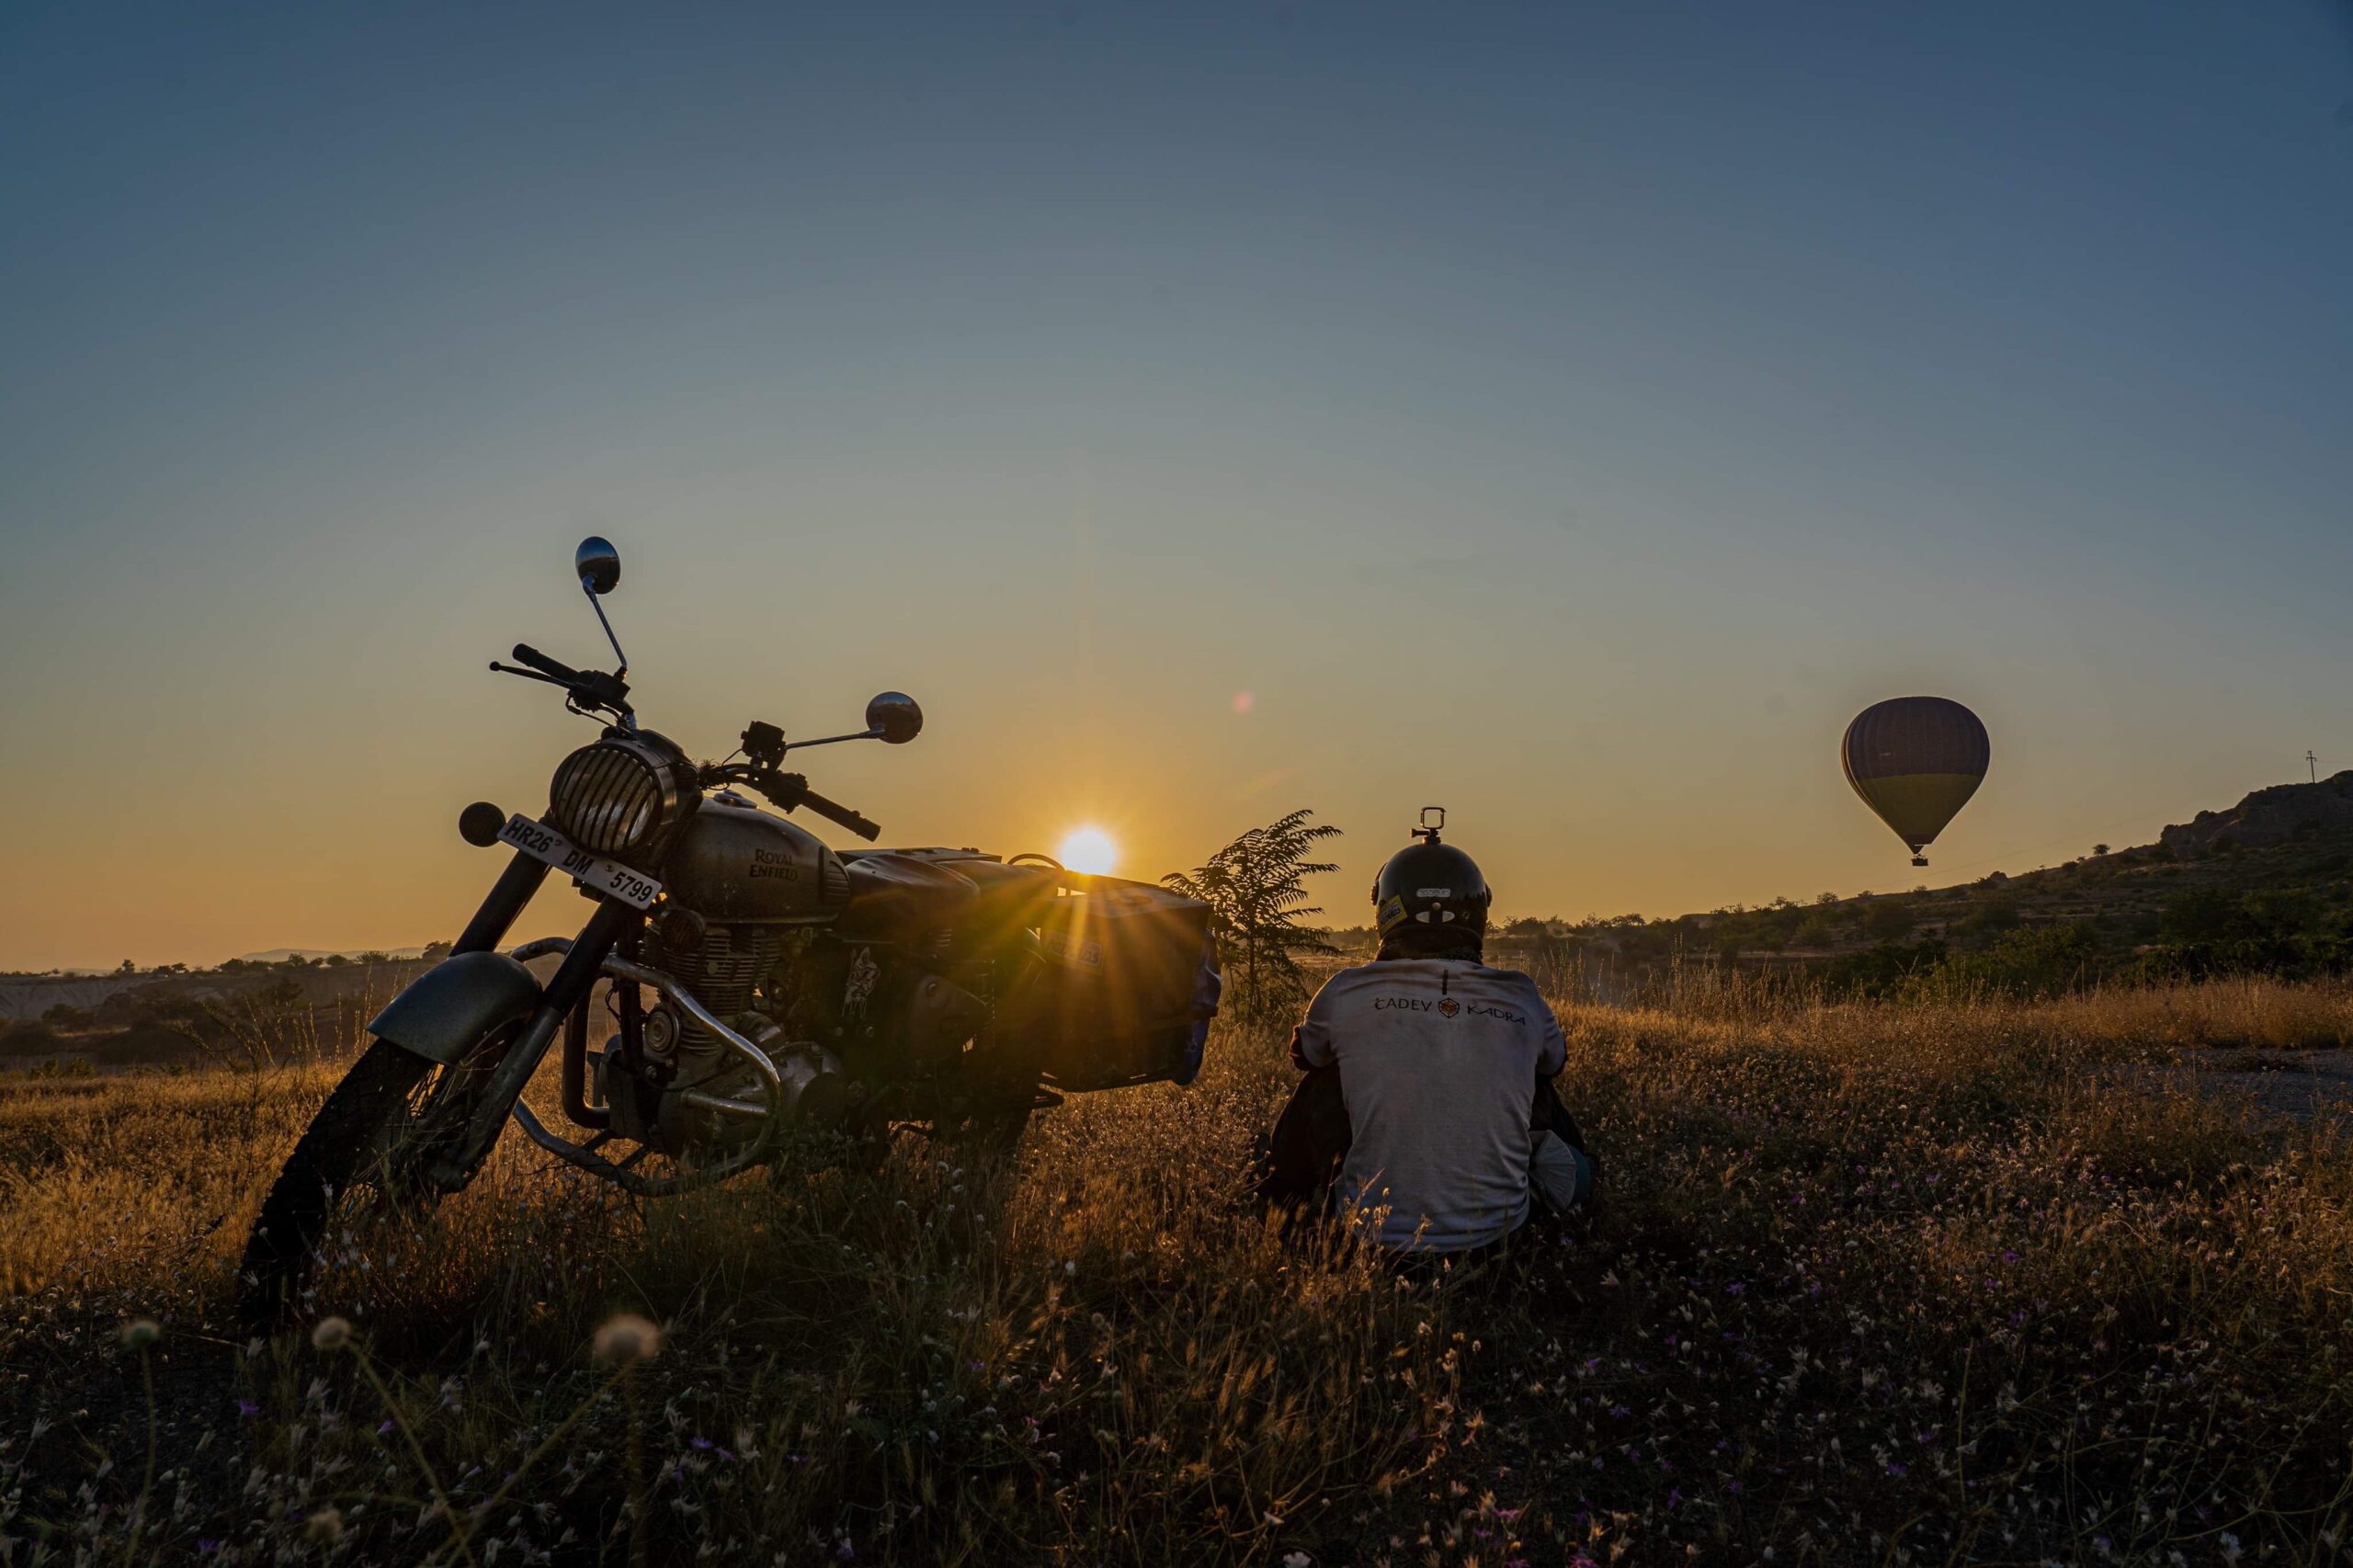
[866,691,923,744]
[574,537,621,596]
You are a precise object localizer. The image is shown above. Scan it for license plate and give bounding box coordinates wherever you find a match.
[497,813,664,909]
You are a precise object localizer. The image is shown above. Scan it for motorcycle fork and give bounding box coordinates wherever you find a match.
[559,925,640,1131]
[453,849,553,955]
[440,899,642,1186]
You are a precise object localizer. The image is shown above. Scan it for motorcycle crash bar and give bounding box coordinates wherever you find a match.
[503,943,790,1198]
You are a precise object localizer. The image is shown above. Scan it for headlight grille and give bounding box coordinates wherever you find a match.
[550,742,670,857]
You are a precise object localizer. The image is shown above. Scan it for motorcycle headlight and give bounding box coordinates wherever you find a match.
[548,738,687,858]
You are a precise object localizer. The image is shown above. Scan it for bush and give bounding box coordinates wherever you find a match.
[1958,896,2021,939]
[1822,938,1948,999]
[1861,900,1916,941]
[1925,924,2097,999]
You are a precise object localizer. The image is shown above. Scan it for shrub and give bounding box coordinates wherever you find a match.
[1164,809,1342,1020]
[1861,899,1917,941]
[1925,923,2097,999]
[1822,937,1948,999]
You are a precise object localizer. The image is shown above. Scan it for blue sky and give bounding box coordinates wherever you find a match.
[2,2,2348,965]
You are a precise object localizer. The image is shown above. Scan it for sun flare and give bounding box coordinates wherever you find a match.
[1057,825,1120,876]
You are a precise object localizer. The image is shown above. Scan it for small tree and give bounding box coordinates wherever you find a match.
[1165,809,1342,1020]
[2092,843,2111,858]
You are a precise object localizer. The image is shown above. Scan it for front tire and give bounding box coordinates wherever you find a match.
[237,1033,510,1332]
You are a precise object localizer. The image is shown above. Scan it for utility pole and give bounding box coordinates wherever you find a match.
[2309,750,2319,783]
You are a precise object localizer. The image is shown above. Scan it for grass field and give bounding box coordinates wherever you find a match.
[4,979,2350,1565]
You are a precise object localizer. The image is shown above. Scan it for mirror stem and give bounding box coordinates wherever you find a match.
[779,728,881,753]
[582,580,629,676]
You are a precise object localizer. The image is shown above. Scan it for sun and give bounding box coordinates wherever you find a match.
[1057,825,1120,876]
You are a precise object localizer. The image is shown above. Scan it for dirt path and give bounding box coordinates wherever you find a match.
[2135,1048,2353,1122]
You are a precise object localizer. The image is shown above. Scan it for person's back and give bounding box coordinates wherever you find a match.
[1292,956,1564,1250]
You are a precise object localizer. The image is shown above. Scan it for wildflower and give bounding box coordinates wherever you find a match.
[311,1316,353,1352]
[235,1399,261,1418]
[305,1507,344,1545]
[119,1319,160,1350]
[593,1312,662,1366]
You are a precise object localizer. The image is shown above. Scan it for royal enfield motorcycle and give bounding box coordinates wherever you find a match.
[240,538,1219,1324]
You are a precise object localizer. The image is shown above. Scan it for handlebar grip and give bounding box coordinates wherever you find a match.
[511,643,583,683]
[796,786,882,842]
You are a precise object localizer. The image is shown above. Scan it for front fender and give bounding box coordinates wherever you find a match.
[368,951,542,1066]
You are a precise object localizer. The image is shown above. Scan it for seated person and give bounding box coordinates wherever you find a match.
[1256,812,1594,1254]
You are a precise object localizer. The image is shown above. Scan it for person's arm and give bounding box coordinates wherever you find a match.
[1289,972,1345,1072]
[1257,976,1351,1206]
[1530,989,1567,1079]
[1256,1065,1351,1206]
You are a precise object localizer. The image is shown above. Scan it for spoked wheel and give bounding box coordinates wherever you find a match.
[237,1029,515,1332]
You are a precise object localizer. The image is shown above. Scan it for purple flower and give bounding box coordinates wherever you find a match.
[378,1419,394,1435]
[235,1399,259,1418]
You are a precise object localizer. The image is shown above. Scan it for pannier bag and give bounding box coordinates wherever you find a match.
[840,849,1220,1089]
[1017,873,1220,1089]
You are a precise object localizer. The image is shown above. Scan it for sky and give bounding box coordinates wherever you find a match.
[3,2,2349,970]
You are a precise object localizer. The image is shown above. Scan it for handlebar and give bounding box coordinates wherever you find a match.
[701,764,882,842]
[510,643,583,684]
[794,784,882,842]
[491,644,633,722]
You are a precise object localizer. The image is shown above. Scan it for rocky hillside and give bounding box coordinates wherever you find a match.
[2160,769,2353,857]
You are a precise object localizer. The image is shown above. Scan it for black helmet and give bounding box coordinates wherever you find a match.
[1371,808,1491,940]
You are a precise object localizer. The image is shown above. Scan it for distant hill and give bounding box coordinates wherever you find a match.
[234,946,434,964]
[1585,771,2353,994]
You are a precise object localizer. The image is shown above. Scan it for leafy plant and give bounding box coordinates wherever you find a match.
[1165,809,1342,1019]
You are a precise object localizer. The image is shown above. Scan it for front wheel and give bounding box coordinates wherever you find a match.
[237,1032,512,1331]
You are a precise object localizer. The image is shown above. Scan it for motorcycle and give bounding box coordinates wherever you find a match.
[239,538,1219,1324]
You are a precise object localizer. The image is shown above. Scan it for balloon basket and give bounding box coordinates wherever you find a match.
[1911,856,1928,868]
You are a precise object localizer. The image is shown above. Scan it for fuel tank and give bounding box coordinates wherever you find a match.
[660,792,852,923]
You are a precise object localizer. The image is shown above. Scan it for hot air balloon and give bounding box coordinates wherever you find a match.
[1841,697,1989,867]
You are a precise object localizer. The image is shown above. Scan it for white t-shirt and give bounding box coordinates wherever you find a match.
[1292,958,1567,1252]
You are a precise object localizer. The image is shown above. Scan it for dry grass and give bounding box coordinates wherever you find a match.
[3,979,2350,1564]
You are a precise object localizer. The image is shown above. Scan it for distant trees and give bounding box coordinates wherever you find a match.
[1165,809,1342,1021]
[2092,843,2112,858]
